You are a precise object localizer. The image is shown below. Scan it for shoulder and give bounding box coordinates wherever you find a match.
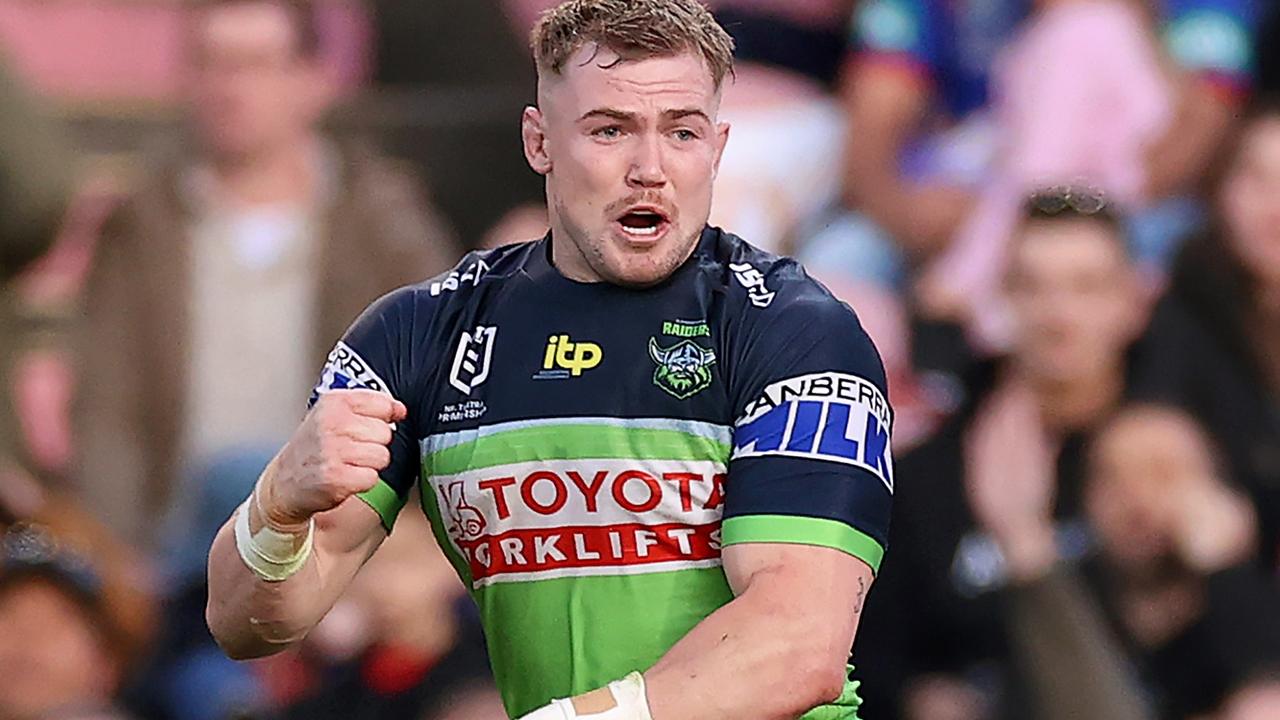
[353,241,537,328]
[704,228,866,338]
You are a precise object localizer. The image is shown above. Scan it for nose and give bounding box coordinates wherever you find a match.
[626,133,667,189]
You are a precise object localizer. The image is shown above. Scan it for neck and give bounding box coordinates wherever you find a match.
[547,211,602,283]
[208,135,316,206]
[1020,360,1125,432]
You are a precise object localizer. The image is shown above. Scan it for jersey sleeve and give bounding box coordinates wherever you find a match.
[725,281,895,574]
[308,286,426,531]
[1162,0,1258,94]
[850,0,939,81]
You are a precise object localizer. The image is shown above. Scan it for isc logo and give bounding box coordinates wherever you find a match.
[541,335,603,377]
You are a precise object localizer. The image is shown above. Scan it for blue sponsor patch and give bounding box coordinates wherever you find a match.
[309,341,391,407]
[733,372,894,492]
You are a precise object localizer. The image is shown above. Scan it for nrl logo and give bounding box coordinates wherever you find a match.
[648,338,716,399]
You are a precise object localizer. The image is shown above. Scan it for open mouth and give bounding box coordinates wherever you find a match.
[615,208,670,239]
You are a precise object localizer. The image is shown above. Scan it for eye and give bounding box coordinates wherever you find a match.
[673,129,698,141]
[593,125,622,139]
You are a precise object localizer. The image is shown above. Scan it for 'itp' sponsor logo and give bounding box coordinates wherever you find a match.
[533,334,602,380]
[734,371,894,492]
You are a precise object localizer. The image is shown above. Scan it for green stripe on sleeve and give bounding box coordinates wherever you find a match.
[356,479,406,531]
[721,515,885,573]
[426,425,730,475]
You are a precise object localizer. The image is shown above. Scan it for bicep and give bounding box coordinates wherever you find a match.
[723,542,875,646]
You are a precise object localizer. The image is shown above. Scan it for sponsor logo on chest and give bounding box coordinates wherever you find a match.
[429,458,726,586]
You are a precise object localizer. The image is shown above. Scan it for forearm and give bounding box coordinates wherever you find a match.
[645,594,848,719]
[206,491,382,659]
[206,516,327,659]
[1006,564,1151,720]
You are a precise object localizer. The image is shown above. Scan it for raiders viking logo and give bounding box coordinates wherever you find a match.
[648,337,716,400]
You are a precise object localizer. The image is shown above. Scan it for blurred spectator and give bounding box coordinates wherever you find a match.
[372,0,542,248]
[1132,96,1280,569]
[0,526,132,720]
[1084,406,1280,719]
[853,187,1148,720]
[0,51,76,527]
[702,0,857,253]
[74,0,459,549]
[918,0,1172,345]
[817,0,1258,343]
[0,57,73,281]
[961,403,1280,720]
[269,505,502,720]
[0,499,158,717]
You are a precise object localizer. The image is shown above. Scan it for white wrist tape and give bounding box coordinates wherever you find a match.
[233,490,314,582]
[517,672,653,720]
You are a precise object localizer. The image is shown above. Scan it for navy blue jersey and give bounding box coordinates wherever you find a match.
[310,227,894,717]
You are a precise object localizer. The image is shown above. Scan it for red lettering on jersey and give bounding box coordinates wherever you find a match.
[478,476,517,519]
[521,471,568,515]
[704,473,726,510]
[662,472,703,512]
[613,470,661,512]
[566,470,608,512]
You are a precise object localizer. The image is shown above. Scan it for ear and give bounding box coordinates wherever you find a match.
[712,122,730,177]
[522,106,553,175]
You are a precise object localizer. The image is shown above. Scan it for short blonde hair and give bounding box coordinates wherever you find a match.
[531,0,735,89]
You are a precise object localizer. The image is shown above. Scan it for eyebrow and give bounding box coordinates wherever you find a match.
[578,108,635,122]
[577,107,712,124]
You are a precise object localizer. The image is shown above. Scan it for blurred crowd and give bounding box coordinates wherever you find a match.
[0,1,1278,719]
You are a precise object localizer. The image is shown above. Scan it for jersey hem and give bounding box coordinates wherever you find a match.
[721,515,884,573]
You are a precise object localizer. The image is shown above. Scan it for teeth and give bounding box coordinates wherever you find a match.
[622,223,659,236]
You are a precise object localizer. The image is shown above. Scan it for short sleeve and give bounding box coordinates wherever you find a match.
[725,286,895,574]
[309,287,425,531]
[1162,0,1258,92]
[851,0,938,79]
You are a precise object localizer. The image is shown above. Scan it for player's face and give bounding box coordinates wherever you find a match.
[1006,220,1140,386]
[523,47,730,286]
[1220,117,1280,288]
[187,2,326,160]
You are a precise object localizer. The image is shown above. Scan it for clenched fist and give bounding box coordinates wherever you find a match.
[257,389,408,528]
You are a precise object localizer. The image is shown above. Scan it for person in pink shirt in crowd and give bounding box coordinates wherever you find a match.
[920,0,1172,348]
[813,0,1259,354]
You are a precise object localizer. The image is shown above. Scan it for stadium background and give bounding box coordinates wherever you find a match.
[0,1,1278,719]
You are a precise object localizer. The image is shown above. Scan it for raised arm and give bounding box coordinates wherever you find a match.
[206,390,406,658]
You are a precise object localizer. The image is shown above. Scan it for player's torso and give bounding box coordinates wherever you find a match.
[411,238,752,713]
